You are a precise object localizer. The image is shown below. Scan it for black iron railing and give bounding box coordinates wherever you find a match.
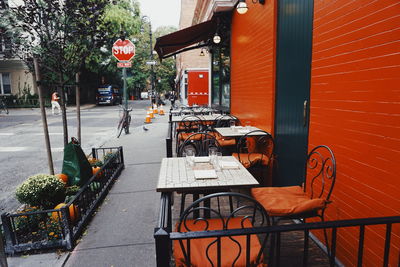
[1,147,124,254]
[154,192,400,267]
[166,115,173,158]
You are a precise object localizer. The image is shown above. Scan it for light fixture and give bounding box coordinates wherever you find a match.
[213,33,221,44]
[236,0,265,15]
[199,49,205,56]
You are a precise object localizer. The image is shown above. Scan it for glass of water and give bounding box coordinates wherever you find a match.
[185,149,195,167]
[214,152,222,171]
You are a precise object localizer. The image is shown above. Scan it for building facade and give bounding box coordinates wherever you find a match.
[179,0,400,265]
[0,0,36,98]
[175,0,210,105]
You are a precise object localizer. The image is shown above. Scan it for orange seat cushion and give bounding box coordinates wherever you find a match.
[251,186,304,197]
[252,189,326,217]
[179,132,203,141]
[174,218,265,267]
[232,153,270,168]
[217,137,236,147]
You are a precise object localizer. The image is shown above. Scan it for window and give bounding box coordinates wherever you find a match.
[211,45,231,112]
[0,73,11,95]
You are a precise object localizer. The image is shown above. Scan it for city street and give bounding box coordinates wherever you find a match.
[0,100,151,214]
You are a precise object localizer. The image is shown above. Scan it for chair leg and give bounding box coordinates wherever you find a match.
[180,193,186,217]
[320,215,331,260]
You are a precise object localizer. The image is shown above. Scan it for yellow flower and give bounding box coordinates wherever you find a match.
[49,232,54,236]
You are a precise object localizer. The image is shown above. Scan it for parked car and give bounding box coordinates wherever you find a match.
[96,85,122,105]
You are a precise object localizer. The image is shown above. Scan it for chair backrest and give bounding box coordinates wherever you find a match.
[179,115,204,132]
[214,114,240,128]
[236,130,274,167]
[306,145,336,202]
[176,192,270,266]
[177,132,221,157]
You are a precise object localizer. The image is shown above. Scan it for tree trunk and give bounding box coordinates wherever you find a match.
[59,74,68,147]
[33,57,54,174]
[76,72,81,142]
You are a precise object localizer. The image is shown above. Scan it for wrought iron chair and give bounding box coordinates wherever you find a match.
[176,115,204,153]
[174,192,271,267]
[177,132,221,157]
[205,115,240,154]
[232,130,275,184]
[251,145,336,263]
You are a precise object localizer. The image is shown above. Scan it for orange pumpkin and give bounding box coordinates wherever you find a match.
[52,203,78,222]
[92,166,103,178]
[55,173,68,184]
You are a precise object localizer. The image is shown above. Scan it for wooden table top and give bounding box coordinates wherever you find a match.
[170,114,229,122]
[156,156,259,192]
[215,126,267,137]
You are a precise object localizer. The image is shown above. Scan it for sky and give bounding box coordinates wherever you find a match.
[137,0,181,30]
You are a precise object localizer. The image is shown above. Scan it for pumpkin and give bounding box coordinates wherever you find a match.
[55,173,68,184]
[51,203,78,222]
[92,166,103,178]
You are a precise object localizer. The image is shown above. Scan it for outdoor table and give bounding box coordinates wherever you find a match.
[214,126,268,138]
[156,156,259,193]
[170,114,228,123]
[170,108,218,116]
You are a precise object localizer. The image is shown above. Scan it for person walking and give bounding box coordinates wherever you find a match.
[51,91,61,115]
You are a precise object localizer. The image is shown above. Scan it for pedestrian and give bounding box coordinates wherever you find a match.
[51,91,61,115]
[169,92,176,108]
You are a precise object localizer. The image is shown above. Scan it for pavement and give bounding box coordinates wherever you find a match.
[6,101,168,267]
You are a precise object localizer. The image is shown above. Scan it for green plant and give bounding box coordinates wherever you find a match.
[16,174,66,209]
[103,152,116,163]
[38,218,63,241]
[14,206,43,232]
[65,185,80,196]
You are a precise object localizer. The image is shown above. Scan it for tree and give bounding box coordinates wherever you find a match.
[153,26,177,95]
[2,0,111,146]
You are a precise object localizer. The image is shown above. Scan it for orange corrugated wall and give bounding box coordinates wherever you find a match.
[309,0,400,266]
[231,1,276,133]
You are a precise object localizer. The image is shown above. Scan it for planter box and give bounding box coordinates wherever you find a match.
[1,146,124,254]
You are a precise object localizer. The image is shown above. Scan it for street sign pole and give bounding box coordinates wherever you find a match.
[123,66,127,109]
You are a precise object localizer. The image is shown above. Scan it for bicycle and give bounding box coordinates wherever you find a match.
[0,98,9,114]
[117,105,132,138]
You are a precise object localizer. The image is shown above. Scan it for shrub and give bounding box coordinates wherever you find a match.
[16,174,66,209]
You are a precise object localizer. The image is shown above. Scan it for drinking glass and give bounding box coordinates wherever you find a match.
[214,152,222,171]
[209,148,216,163]
[185,149,195,167]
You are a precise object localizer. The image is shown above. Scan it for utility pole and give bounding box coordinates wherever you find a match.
[149,21,155,105]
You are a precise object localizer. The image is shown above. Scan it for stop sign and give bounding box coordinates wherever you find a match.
[112,39,135,61]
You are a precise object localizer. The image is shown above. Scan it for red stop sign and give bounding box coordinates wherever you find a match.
[112,39,135,61]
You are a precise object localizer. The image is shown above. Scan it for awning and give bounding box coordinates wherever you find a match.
[154,20,217,60]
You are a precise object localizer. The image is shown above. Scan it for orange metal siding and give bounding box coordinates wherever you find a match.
[230,1,276,132]
[309,1,400,266]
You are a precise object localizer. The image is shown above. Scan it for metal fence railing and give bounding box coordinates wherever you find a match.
[1,147,124,254]
[154,192,400,267]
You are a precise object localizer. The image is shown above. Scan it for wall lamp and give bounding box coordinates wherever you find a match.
[213,32,221,44]
[236,0,265,15]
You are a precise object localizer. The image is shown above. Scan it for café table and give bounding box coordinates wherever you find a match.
[156,156,259,193]
[214,126,269,138]
[157,156,259,217]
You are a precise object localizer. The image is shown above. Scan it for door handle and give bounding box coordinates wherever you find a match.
[303,100,308,127]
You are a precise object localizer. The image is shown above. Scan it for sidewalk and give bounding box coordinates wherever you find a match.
[6,102,168,267]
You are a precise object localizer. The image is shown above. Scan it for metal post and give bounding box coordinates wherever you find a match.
[149,22,156,105]
[33,57,54,174]
[75,72,81,143]
[123,67,128,109]
[0,225,8,267]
